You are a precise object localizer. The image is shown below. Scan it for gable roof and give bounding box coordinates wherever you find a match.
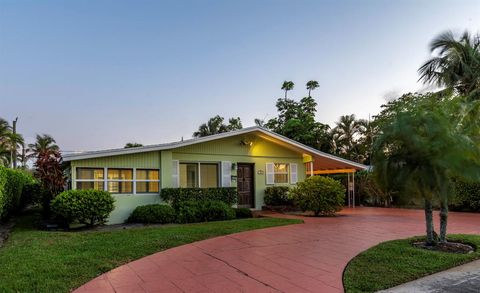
[63,126,367,170]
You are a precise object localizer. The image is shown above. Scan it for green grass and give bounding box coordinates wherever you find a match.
[343,234,480,293]
[0,211,302,293]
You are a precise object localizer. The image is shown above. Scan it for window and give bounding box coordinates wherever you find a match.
[107,169,133,193]
[136,169,159,193]
[75,167,160,194]
[274,163,289,184]
[179,163,198,188]
[200,164,219,188]
[76,168,105,190]
[179,162,219,188]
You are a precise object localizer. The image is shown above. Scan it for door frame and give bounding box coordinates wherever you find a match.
[236,163,255,208]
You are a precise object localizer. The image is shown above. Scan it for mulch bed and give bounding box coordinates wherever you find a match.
[413,241,475,254]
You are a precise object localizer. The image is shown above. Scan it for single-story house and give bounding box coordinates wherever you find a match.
[63,126,367,224]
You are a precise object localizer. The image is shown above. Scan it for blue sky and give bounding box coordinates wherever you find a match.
[0,0,478,152]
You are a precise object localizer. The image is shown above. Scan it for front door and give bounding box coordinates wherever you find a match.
[237,163,254,208]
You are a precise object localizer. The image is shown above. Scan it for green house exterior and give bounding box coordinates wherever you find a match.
[64,127,366,224]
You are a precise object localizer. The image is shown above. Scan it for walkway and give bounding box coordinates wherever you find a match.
[74,208,480,293]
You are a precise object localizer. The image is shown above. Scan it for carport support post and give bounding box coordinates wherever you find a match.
[347,173,351,207]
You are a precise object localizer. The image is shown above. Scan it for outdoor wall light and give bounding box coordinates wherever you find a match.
[241,140,253,146]
[231,163,237,170]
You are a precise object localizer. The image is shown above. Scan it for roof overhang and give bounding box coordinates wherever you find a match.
[63,126,367,171]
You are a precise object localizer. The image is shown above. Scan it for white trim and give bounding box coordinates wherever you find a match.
[64,126,367,171]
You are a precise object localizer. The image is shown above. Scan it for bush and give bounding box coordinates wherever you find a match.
[264,186,292,206]
[0,166,36,221]
[450,179,480,212]
[161,187,237,208]
[234,207,253,218]
[176,200,235,223]
[128,204,176,224]
[51,189,115,227]
[290,176,345,216]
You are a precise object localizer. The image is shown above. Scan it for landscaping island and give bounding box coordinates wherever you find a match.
[343,234,480,292]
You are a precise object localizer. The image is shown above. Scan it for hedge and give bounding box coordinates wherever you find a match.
[176,200,235,223]
[161,187,237,208]
[450,179,480,212]
[264,186,292,206]
[51,189,115,227]
[0,166,37,221]
[128,204,176,224]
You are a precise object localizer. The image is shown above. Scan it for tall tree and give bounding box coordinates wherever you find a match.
[331,114,363,161]
[193,115,243,138]
[227,117,243,131]
[281,81,295,99]
[306,80,319,97]
[265,96,331,152]
[28,134,59,159]
[418,30,480,99]
[373,93,480,245]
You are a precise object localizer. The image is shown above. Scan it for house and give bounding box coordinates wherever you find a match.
[63,126,367,224]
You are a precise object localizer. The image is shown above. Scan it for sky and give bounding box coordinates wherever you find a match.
[0,0,479,152]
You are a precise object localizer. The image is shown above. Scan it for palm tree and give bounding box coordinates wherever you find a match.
[418,30,480,99]
[281,81,295,99]
[28,134,59,159]
[306,80,319,97]
[331,114,363,160]
[373,94,480,245]
[193,115,228,138]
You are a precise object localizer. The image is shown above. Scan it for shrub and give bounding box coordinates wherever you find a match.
[450,179,480,212]
[234,207,253,218]
[176,200,235,223]
[128,204,176,224]
[51,189,115,227]
[161,187,237,208]
[0,166,36,221]
[264,186,292,206]
[290,176,345,216]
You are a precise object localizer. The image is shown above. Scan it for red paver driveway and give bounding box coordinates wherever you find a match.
[74,208,480,293]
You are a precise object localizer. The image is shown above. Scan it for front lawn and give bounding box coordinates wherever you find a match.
[343,234,480,292]
[0,211,301,293]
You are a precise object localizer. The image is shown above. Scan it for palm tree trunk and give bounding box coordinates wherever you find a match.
[424,198,436,245]
[308,89,311,97]
[284,90,287,99]
[439,197,448,243]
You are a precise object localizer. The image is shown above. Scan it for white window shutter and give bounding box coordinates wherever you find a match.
[221,161,232,187]
[266,163,274,185]
[290,163,298,184]
[171,160,179,188]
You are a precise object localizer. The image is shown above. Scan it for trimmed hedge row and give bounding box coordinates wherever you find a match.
[128,202,252,224]
[128,204,176,224]
[0,166,37,221]
[161,187,237,208]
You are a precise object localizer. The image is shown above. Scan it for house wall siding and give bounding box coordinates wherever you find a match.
[69,135,305,224]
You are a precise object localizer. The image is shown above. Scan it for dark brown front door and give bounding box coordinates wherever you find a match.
[237,163,254,208]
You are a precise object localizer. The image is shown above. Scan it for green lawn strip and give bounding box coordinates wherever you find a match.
[0,212,302,293]
[343,234,480,293]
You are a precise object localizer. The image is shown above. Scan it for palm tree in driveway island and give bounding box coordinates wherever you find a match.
[373,93,480,245]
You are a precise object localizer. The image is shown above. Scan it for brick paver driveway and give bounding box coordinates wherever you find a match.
[74,208,480,293]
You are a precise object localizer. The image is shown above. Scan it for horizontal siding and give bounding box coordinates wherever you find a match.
[174,135,300,158]
[72,151,160,169]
